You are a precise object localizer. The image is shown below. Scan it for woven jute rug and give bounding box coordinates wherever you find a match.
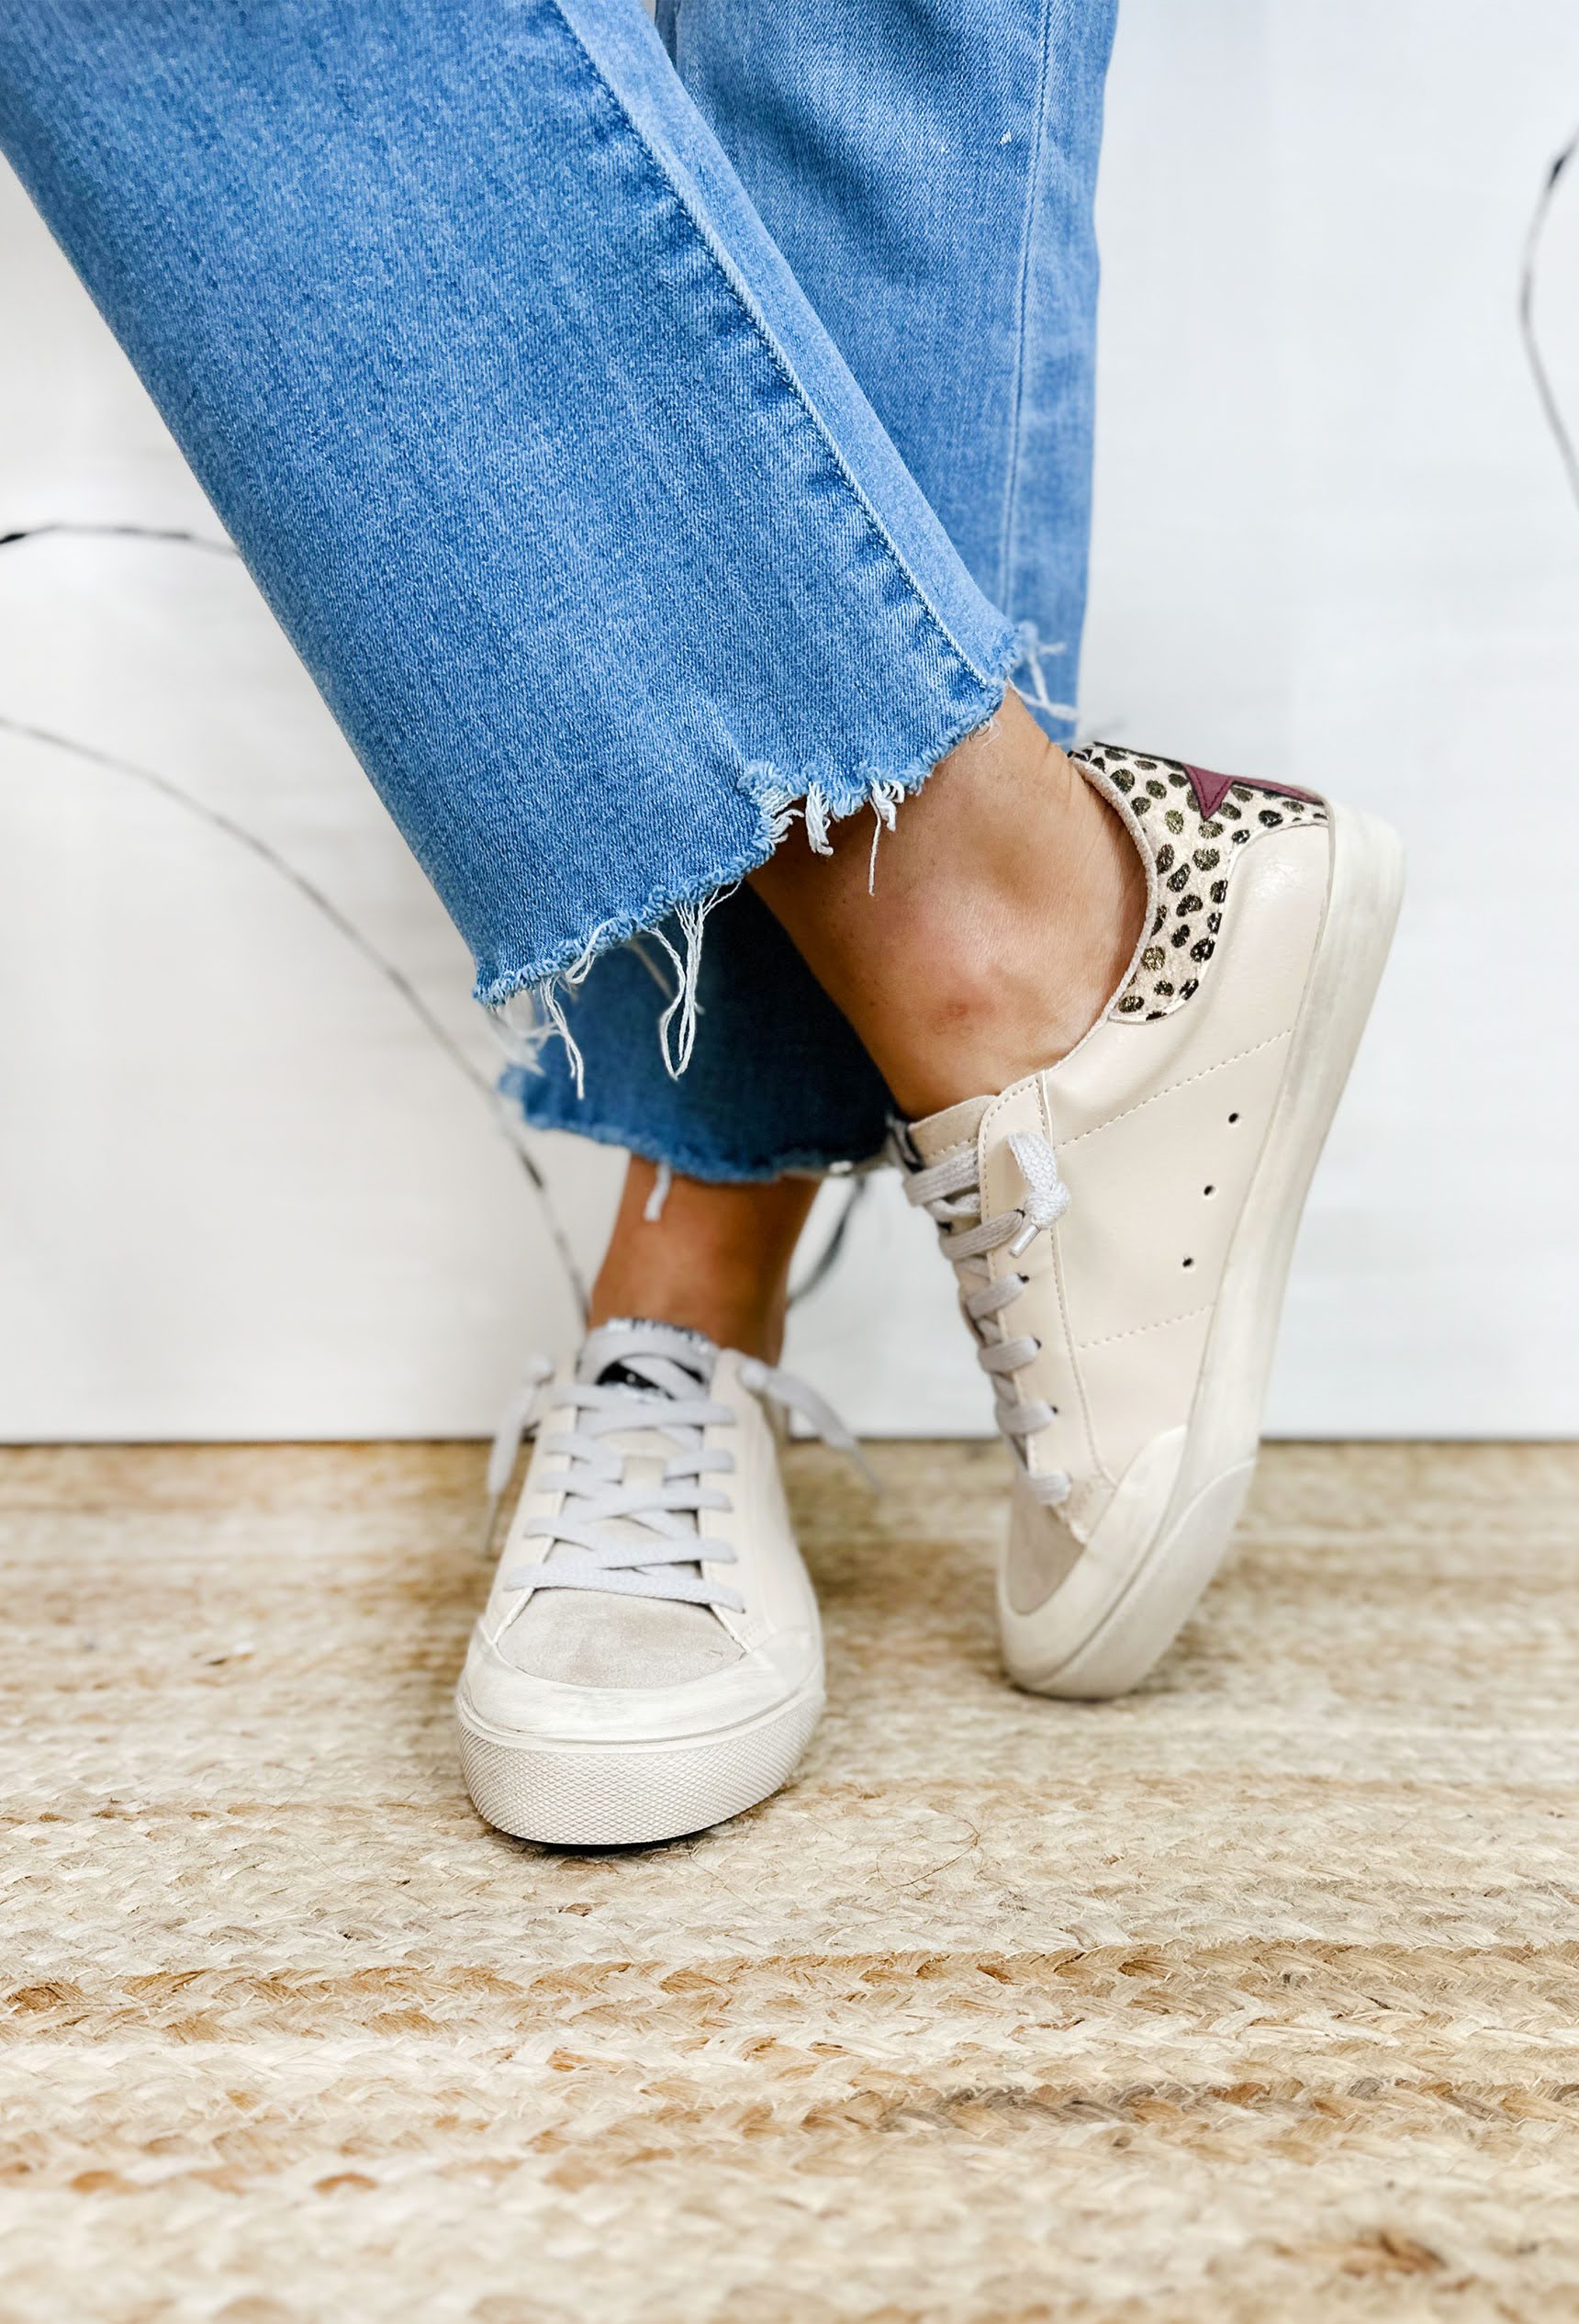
[3,1440,1578,2322]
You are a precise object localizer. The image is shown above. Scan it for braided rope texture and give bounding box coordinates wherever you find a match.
[3,1439,1578,2321]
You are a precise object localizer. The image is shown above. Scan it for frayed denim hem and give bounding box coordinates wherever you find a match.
[501,1068,889,1184]
[482,621,1027,1100]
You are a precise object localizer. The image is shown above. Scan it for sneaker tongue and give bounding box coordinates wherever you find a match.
[577,1318,718,1394]
[905,1094,992,1167]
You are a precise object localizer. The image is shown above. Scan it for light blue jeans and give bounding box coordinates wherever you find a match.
[0,0,1115,1180]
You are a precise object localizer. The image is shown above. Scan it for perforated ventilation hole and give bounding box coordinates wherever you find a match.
[1204,1184,1216,1197]
[1182,1257,1195,1269]
[1227,1111,1240,1124]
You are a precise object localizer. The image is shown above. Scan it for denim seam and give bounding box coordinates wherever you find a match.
[545,0,1005,690]
[996,0,1057,610]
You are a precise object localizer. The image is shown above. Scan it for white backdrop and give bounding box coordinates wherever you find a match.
[2,0,1576,1440]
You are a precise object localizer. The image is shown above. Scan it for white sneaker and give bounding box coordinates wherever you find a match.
[456,1319,844,1846]
[899,745,1403,1700]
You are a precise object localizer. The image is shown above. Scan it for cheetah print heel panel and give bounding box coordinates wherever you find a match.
[1075,743,1329,1024]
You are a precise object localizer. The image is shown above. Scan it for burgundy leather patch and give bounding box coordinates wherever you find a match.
[1182,762,1322,818]
[1181,763,1237,818]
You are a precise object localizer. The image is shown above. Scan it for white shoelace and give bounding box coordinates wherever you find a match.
[484,1331,869,1609]
[900,1128,1074,1508]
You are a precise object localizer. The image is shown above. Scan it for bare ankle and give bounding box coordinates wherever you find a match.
[588,1161,818,1362]
[749,690,1147,1117]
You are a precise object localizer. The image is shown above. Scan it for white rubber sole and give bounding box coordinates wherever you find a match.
[1018,804,1405,1700]
[455,1672,824,1847]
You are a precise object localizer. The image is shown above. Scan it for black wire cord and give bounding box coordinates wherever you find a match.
[1519,125,1579,510]
[0,523,589,1318]
[0,519,233,553]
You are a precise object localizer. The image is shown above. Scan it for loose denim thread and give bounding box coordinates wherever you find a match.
[498,887,725,1099]
[649,892,719,1078]
[764,772,907,893]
